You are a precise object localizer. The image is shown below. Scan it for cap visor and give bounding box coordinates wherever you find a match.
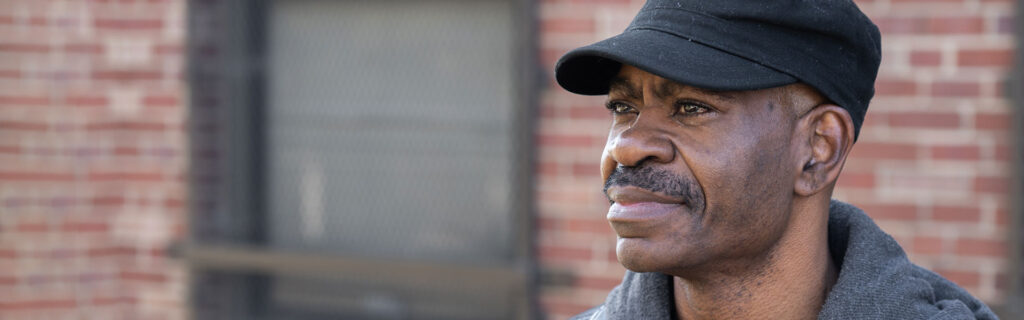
[555,28,797,95]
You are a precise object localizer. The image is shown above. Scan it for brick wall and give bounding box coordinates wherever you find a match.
[0,0,187,319]
[536,0,1017,318]
[0,0,1015,319]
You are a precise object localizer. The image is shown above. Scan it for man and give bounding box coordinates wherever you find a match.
[554,0,998,319]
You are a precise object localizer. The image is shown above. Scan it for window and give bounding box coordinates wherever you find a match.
[186,0,537,318]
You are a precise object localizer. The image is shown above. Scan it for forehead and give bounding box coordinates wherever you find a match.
[608,65,740,102]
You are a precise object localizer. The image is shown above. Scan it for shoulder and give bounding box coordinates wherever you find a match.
[822,200,999,320]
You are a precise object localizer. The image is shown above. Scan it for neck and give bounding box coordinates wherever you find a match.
[673,197,837,320]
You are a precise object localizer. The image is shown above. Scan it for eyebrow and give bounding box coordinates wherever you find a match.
[608,77,641,100]
[607,76,738,103]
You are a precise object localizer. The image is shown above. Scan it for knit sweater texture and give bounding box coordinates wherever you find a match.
[571,200,998,320]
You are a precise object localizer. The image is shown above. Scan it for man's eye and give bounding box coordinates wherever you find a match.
[679,103,709,115]
[606,101,636,115]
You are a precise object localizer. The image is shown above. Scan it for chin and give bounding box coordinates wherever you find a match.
[616,238,665,273]
[617,237,706,274]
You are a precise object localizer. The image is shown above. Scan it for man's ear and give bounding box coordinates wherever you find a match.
[794,104,855,196]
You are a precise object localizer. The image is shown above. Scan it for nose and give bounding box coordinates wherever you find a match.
[605,119,675,168]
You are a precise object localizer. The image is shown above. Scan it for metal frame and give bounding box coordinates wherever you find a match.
[1001,0,1024,317]
[185,0,539,318]
[995,0,1024,317]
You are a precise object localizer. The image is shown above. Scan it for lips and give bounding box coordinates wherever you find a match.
[606,186,686,237]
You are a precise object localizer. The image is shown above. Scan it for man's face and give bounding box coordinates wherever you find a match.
[602,65,803,276]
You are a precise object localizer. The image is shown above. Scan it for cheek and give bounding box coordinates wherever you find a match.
[600,147,616,183]
[705,130,794,254]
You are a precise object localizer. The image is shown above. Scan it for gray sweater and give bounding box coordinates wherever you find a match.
[572,200,998,320]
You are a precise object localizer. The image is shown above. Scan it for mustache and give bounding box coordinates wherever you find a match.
[603,166,703,206]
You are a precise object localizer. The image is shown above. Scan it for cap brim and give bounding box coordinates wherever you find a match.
[555,29,797,95]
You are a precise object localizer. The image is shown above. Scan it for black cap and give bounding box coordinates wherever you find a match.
[555,0,881,139]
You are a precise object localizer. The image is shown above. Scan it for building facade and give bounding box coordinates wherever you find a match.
[0,0,1019,319]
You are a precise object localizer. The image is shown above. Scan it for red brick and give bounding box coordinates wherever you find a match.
[565,218,610,233]
[537,134,601,147]
[849,142,918,160]
[541,48,567,67]
[874,17,918,33]
[28,17,47,26]
[931,82,980,97]
[935,269,980,286]
[541,18,595,33]
[538,190,591,203]
[0,95,49,106]
[0,276,16,285]
[92,70,163,81]
[142,95,179,107]
[61,222,109,233]
[975,113,1011,130]
[860,203,918,221]
[575,275,621,290]
[568,105,611,119]
[113,146,140,156]
[912,236,944,255]
[874,79,917,96]
[932,206,980,222]
[94,19,163,30]
[0,70,21,78]
[889,112,959,128]
[164,198,184,208]
[539,105,558,119]
[0,172,76,181]
[539,245,592,261]
[149,247,168,257]
[958,49,1013,67]
[974,176,1008,193]
[0,145,20,154]
[91,196,127,206]
[92,297,136,306]
[875,17,984,34]
[607,247,619,263]
[995,207,1010,225]
[85,121,167,131]
[120,271,168,283]
[837,172,875,188]
[571,163,600,177]
[954,238,1006,256]
[926,17,985,34]
[0,300,77,310]
[993,145,1011,161]
[909,50,941,67]
[930,145,980,160]
[16,223,49,232]
[0,43,49,53]
[87,247,136,257]
[536,161,560,175]
[153,44,183,55]
[87,171,164,182]
[565,0,632,3]
[535,217,559,231]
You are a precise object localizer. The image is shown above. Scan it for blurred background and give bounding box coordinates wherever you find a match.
[0,0,1020,319]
